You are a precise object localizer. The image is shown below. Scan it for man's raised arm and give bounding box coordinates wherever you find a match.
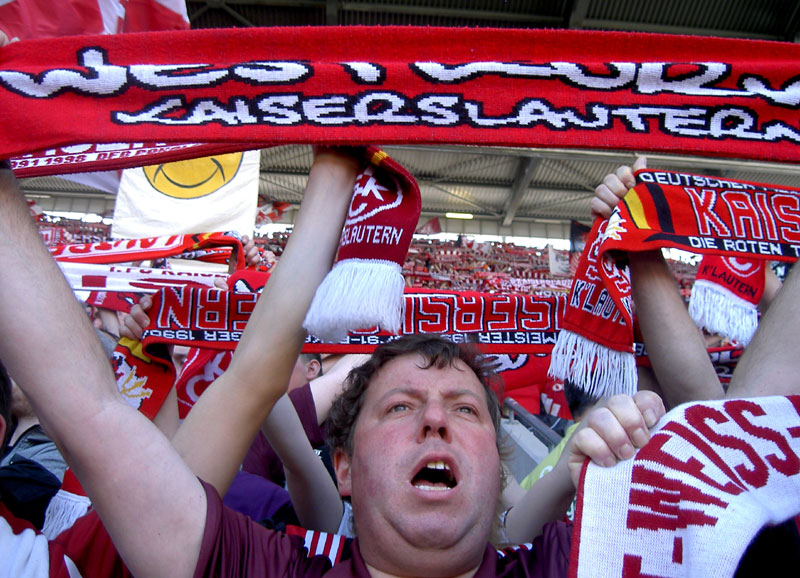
[0,165,206,578]
[171,148,359,493]
[728,259,800,398]
[594,157,723,408]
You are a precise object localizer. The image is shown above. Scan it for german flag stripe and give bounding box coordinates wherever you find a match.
[644,182,676,234]
[623,187,651,230]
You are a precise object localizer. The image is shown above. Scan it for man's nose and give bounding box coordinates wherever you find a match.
[417,402,451,443]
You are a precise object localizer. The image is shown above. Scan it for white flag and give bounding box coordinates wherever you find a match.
[112,151,260,239]
[0,0,188,41]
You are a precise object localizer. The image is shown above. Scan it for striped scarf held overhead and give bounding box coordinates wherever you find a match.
[4,28,800,176]
[550,170,800,397]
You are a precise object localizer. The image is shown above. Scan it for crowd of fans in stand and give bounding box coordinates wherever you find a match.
[41,216,701,296]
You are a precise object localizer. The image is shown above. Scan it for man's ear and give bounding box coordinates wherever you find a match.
[333,448,352,497]
[305,359,322,381]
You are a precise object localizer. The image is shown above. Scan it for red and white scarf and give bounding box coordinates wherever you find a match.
[142,286,566,355]
[572,395,800,578]
[549,218,636,397]
[303,147,420,342]
[50,231,245,268]
[175,269,270,417]
[688,256,765,346]
[3,28,800,175]
[551,170,800,397]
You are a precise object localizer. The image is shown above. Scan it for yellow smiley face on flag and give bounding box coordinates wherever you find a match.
[143,152,244,199]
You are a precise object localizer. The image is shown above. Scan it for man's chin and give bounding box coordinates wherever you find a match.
[399,517,487,551]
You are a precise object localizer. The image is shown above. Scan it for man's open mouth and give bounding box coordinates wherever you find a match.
[411,461,457,491]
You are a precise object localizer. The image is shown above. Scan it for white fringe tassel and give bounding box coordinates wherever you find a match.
[42,489,91,540]
[304,258,405,343]
[548,329,637,397]
[688,280,758,346]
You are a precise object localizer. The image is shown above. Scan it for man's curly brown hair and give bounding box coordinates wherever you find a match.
[326,334,504,457]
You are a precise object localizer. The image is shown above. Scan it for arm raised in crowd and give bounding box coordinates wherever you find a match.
[274,354,368,532]
[629,251,723,408]
[593,156,723,409]
[0,148,358,578]
[170,148,358,494]
[124,299,367,533]
[728,261,800,398]
[0,166,205,578]
[264,395,344,533]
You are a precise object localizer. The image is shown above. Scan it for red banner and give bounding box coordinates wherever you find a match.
[141,286,567,354]
[3,27,800,176]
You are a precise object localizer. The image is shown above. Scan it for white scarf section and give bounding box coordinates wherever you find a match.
[572,395,800,578]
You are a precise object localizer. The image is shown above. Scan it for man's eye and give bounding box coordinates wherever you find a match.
[389,403,409,413]
[457,406,476,415]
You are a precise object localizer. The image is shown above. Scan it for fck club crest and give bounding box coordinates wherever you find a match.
[345,165,403,226]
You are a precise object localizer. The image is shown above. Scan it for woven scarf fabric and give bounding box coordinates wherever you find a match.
[303,146,420,342]
[3,28,800,175]
[551,170,800,397]
[571,395,800,578]
[112,337,176,420]
[549,218,636,397]
[118,281,749,420]
[58,261,220,294]
[142,286,566,354]
[689,256,765,346]
[120,286,569,418]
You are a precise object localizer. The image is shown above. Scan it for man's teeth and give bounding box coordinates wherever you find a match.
[412,461,455,491]
[413,483,451,491]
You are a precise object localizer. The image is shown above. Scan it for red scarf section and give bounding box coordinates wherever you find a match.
[126,283,744,420]
[127,286,566,418]
[552,170,800,397]
[304,146,421,342]
[3,28,800,175]
[50,232,245,267]
[144,286,566,354]
[688,256,765,345]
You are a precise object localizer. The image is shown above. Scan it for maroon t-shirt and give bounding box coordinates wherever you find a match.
[194,482,571,578]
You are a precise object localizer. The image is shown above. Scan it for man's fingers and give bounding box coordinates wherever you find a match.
[582,402,639,461]
[590,197,612,220]
[574,393,661,473]
[240,234,261,267]
[121,313,144,340]
[120,300,154,340]
[593,172,630,219]
[633,390,666,429]
[570,427,618,468]
[603,395,651,450]
[632,155,648,173]
[602,173,626,197]
[591,185,619,218]
[615,166,636,191]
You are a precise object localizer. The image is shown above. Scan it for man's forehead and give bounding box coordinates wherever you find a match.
[365,353,488,403]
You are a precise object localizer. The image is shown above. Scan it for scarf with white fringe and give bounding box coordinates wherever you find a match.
[550,170,799,397]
